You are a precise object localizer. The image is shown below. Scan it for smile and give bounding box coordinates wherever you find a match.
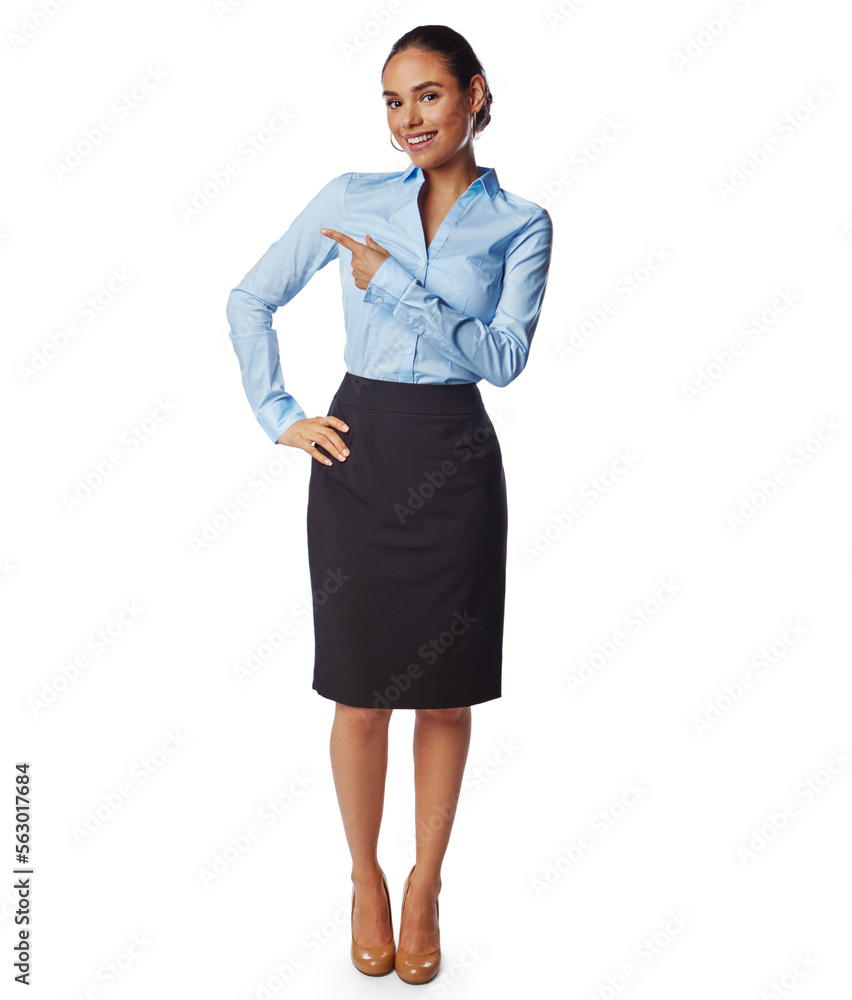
[405,131,437,149]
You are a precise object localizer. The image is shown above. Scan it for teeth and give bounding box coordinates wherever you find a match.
[408,132,436,144]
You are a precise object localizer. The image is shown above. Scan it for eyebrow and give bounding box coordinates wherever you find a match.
[381,81,445,97]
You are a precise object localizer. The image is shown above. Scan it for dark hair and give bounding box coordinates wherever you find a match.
[382,25,493,137]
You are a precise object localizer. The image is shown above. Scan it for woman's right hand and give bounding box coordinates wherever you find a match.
[277,416,350,465]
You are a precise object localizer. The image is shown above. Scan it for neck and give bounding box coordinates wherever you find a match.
[418,147,480,199]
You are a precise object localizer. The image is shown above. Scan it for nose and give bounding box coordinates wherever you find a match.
[401,104,422,129]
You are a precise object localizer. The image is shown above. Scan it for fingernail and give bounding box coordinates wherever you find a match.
[342,424,349,431]
[325,458,332,465]
[342,448,350,456]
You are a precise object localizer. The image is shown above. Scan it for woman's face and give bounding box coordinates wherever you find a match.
[382,48,482,166]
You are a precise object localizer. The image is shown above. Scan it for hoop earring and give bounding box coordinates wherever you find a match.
[390,131,405,152]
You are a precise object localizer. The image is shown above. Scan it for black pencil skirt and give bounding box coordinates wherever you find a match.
[306,372,507,709]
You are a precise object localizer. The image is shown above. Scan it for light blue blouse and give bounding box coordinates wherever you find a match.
[226,161,553,444]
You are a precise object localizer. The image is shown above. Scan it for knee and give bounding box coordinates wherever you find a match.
[416,706,470,725]
[335,703,392,732]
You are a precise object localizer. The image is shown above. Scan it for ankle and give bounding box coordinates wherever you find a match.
[351,864,384,888]
[409,869,441,897]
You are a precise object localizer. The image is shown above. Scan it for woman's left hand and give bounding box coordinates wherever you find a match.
[319,228,391,290]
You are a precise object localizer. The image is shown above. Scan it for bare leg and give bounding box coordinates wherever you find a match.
[399,706,472,954]
[329,703,393,947]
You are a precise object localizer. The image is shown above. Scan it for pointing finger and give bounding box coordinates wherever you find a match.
[319,228,362,251]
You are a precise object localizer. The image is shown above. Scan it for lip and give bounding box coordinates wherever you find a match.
[404,130,438,151]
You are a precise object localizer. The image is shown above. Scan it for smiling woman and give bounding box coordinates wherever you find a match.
[224,22,553,987]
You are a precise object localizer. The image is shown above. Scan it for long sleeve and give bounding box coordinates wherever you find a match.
[226,171,351,444]
[362,207,553,386]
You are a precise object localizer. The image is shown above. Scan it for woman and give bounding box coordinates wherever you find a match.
[226,24,552,984]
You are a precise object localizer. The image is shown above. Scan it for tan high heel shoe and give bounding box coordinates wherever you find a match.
[351,870,395,976]
[394,864,441,985]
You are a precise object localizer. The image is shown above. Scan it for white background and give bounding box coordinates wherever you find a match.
[3,0,851,997]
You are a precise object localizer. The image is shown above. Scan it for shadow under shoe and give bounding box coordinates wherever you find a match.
[351,871,396,976]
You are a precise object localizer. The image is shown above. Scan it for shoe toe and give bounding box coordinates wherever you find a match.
[352,940,395,976]
[394,946,441,984]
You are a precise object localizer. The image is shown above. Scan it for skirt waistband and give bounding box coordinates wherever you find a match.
[333,372,484,415]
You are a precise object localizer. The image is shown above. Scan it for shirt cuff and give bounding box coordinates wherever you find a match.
[363,255,417,308]
[259,401,308,445]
